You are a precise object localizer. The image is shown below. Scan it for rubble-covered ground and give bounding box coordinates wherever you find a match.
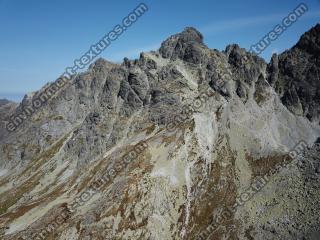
[0,25,320,239]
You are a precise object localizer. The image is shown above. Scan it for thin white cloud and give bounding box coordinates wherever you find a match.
[200,10,320,35]
[104,9,320,62]
[200,13,284,34]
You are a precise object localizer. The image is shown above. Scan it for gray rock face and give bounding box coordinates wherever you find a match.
[0,99,17,141]
[295,24,320,55]
[159,27,208,64]
[268,24,320,121]
[0,25,320,240]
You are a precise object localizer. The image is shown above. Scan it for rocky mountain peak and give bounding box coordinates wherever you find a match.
[88,57,118,72]
[159,27,207,64]
[269,23,320,121]
[294,23,320,55]
[176,26,204,43]
[0,25,320,240]
[161,27,204,46]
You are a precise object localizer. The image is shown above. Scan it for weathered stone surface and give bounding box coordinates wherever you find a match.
[159,27,209,64]
[268,24,320,121]
[0,25,320,240]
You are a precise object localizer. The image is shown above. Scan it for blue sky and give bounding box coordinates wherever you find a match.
[0,0,319,102]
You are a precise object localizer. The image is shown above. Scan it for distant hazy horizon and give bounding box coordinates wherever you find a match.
[0,93,25,102]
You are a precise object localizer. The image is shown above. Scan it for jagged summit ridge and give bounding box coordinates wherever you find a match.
[0,24,319,240]
[268,23,320,121]
[294,23,320,55]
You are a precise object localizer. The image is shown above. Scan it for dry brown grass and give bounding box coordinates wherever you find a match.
[0,172,41,216]
[246,153,291,179]
[186,136,239,239]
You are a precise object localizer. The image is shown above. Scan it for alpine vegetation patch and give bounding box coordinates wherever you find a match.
[197,140,309,240]
[197,175,270,240]
[19,141,148,240]
[6,3,148,133]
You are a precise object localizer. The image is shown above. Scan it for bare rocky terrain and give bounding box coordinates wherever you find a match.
[0,24,319,240]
